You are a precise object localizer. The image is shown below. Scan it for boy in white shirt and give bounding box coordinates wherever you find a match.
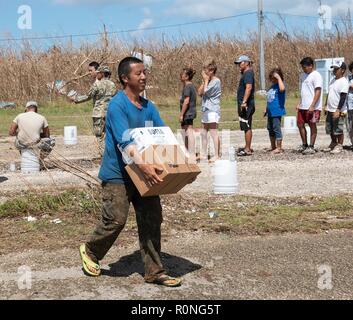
[324,61,349,154]
[297,57,323,155]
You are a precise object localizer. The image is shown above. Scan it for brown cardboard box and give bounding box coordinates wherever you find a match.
[125,144,201,197]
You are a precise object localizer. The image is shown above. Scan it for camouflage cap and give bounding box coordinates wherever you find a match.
[97,66,111,74]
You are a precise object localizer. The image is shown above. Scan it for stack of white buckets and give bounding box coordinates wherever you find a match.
[20,126,77,174]
[213,147,238,194]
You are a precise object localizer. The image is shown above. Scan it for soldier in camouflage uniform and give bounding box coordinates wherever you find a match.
[72,66,116,156]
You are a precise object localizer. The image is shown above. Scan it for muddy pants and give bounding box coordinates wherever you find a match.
[93,117,105,157]
[85,182,166,282]
[15,137,56,160]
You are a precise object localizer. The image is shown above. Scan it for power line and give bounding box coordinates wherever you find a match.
[0,11,257,42]
[2,9,352,43]
[266,10,353,23]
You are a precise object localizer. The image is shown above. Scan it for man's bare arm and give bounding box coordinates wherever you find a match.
[41,126,50,138]
[309,87,322,112]
[9,123,18,136]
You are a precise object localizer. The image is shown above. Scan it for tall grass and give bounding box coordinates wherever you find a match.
[1,25,353,105]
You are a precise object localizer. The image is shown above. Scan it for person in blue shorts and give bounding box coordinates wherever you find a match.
[264,68,286,154]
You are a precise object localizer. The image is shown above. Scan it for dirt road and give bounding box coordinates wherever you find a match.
[1,229,352,300]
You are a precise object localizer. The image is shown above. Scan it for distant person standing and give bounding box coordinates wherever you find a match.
[88,61,100,84]
[179,67,197,157]
[297,57,323,155]
[265,68,286,154]
[71,65,116,155]
[323,60,349,154]
[198,59,221,162]
[345,61,353,148]
[234,55,255,156]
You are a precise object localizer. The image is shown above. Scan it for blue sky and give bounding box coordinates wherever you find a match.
[0,0,352,45]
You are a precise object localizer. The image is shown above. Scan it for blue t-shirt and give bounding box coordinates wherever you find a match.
[98,90,165,184]
[267,83,286,117]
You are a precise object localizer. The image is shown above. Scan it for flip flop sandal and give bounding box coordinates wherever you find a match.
[237,150,253,157]
[147,275,182,287]
[79,244,101,277]
[238,147,254,153]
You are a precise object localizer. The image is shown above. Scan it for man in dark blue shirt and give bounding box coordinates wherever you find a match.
[234,55,256,156]
[79,57,182,287]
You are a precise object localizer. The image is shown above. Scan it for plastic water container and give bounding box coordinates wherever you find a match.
[212,160,238,194]
[21,149,40,174]
[64,126,78,145]
[283,116,297,134]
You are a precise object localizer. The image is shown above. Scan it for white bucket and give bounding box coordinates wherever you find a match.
[21,149,40,174]
[212,160,238,194]
[283,116,297,134]
[64,126,77,145]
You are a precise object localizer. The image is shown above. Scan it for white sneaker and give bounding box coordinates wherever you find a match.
[297,144,307,153]
[330,144,343,154]
[302,146,315,155]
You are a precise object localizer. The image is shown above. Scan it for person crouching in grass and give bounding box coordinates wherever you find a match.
[179,67,197,159]
[265,68,286,154]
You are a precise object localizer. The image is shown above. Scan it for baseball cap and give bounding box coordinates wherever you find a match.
[234,55,252,64]
[25,101,38,108]
[330,60,347,70]
[97,65,111,74]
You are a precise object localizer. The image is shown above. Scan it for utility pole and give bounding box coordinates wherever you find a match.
[258,0,266,93]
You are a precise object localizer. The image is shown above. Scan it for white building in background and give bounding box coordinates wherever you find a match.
[315,57,345,94]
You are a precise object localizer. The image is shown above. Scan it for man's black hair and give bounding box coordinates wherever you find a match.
[300,57,314,67]
[118,56,144,87]
[349,61,353,72]
[89,61,100,70]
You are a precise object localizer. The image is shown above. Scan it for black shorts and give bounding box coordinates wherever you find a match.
[181,119,194,126]
[238,104,255,131]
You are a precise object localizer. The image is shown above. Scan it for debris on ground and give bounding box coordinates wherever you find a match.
[0,102,16,109]
[25,216,37,222]
[50,219,62,224]
[208,211,218,219]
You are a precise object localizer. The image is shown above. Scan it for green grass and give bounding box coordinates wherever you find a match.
[0,190,99,219]
[2,191,352,234]
[0,95,300,136]
[1,191,353,254]
[212,195,353,234]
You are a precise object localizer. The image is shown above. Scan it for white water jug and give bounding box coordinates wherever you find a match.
[64,126,77,145]
[212,159,238,194]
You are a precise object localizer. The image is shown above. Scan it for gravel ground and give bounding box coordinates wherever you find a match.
[1,127,353,197]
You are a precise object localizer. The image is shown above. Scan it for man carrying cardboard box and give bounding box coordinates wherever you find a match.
[79,56,183,287]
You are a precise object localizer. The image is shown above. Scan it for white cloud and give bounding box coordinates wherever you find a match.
[137,18,154,30]
[166,0,353,19]
[130,7,154,37]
